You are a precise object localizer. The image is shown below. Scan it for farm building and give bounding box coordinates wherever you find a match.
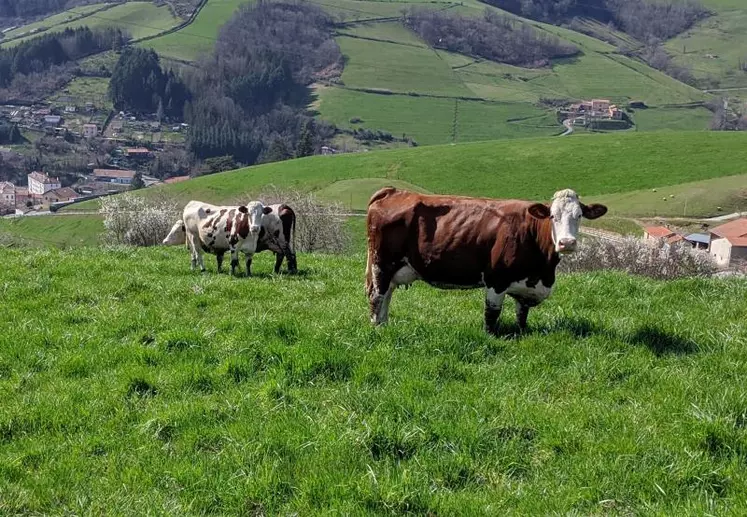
[708,218,747,267]
[643,226,683,244]
[27,172,61,196]
[83,124,98,138]
[14,187,28,207]
[125,148,151,159]
[684,233,710,250]
[41,187,79,206]
[93,169,136,184]
[43,115,62,127]
[0,181,15,206]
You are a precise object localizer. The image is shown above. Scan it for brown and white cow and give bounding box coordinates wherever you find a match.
[163,202,297,275]
[175,200,272,276]
[365,187,607,335]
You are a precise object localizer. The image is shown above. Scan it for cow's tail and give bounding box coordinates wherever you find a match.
[368,186,397,207]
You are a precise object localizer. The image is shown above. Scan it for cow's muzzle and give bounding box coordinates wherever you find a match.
[557,238,577,254]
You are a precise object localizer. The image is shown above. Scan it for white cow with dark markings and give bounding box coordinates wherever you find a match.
[168,200,271,276]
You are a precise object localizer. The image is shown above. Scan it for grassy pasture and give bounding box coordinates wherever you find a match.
[589,173,747,219]
[0,215,104,247]
[0,3,110,43]
[2,2,181,47]
[141,0,248,61]
[0,247,746,514]
[631,106,712,132]
[62,132,747,213]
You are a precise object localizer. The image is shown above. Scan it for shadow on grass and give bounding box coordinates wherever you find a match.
[533,317,699,356]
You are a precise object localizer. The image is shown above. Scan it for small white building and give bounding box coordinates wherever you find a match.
[27,172,61,196]
[83,123,98,138]
[709,218,747,267]
[0,181,15,206]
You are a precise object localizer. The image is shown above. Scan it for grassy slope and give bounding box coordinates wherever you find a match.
[0,215,104,247]
[590,173,747,218]
[1,247,746,514]
[141,0,247,61]
[1,3,110,42]
[63,132,747,213]
[2,2,181,47]
[665,0,747,91]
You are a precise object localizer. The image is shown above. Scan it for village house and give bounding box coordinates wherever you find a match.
[643,225,683,244]
[83,124,98,138]
[566,98,623,125]
[708,218,747,267]
[14,187,29,207]
[43,115,62,127]
[0,181,15,206]
[125,147,151,160]
[683,233,710,250]
[93,168,136,184]
[27,172,61,196]
[42,187,79,207]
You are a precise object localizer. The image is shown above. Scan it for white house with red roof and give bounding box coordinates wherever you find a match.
[708,218,747,267]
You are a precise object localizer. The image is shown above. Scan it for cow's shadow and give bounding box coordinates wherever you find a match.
[506,316,699,356]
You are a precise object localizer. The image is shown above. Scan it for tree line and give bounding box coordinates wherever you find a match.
[0,26,126,89]
[404,8,578,67]
[183,1,341,165]
[0,121,22,144]
[482,0,707,42]
[108,47,190,119]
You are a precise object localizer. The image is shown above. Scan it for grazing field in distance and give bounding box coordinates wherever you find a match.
[62,132,747,215]
[0,247,746,514]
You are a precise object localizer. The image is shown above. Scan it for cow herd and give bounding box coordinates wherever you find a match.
[163,188,607,334]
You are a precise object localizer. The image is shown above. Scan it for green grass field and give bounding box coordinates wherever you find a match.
[141,0,248,61]
[631,106,713,132]
[0,215,104,247]
[0,3,111,43]
[666,2,747,89]
[590,173,747,219]
[62,132,747,214]
[1,246,746,514]
[2,2,181,48]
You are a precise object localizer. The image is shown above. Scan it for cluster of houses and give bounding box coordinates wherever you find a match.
[644,221,747,268]
[560,99,626,128]
[0,105,100,137]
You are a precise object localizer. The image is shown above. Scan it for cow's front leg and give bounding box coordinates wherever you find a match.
[484,287,506,336]
[368,264,394,325]
[515,299,530,332]
[273,252,284,274]
[230,247,240,276]
[244,254,253,277]
[216,251,225,273]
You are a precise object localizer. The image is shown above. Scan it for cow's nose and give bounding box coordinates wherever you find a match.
[558,238,577,252]
[250,225,260,234]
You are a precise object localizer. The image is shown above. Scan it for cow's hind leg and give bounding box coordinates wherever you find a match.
[367,262,394,326]
[484,287,506,336]
[273,252,284,274]
[515,299,530,332]
[285,247,298,274]
[216,251,225,273]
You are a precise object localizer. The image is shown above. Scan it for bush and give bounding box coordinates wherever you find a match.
[249,186,351,254]
[559,236,718,279]
[99,193,178,247]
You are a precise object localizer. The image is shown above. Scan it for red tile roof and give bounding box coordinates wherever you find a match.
[164,175,190,184]
[93,169,135,179]
[28,171,58,184]
[644,226,675,238]
[711,218,747,240]
[125,147,150,154]
[44,187,78,200]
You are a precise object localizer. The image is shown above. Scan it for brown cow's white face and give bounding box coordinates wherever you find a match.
[163,220,186,246]
[229,202,272,246]
[528,189,607,254]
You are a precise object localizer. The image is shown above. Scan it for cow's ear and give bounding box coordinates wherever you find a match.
[528,203,551,219]
[238,205,248,214]
[581,203,607,220]
[263,205,273,215]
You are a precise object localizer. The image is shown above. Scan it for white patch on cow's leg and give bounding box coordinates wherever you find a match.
[368,263,395,325]
[484,287,506,336]
[375,284,394,325]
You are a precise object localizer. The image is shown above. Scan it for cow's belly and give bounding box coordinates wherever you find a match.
[506,279,553,304]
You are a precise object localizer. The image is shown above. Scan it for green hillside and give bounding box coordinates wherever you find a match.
[62,132,747,214]
[1,247,747,514]
[1,2,181,48]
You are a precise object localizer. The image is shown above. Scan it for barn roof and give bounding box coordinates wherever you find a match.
[711,218,747,240]
[684,233,710,244]
[644,226,675,238]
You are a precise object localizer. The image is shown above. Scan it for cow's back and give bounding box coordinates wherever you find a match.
[367,188,535,288]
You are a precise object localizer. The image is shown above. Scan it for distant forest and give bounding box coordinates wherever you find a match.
[405,9,578,67]
[184,1,340,165]
[483,0,707,41]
